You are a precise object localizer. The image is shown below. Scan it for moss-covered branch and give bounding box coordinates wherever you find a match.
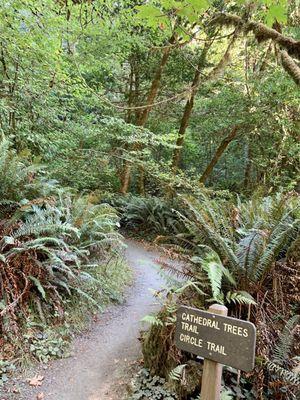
[211,13,300,60]
[280,50,300,85]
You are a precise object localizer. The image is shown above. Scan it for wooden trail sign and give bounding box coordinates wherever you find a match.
[175,304,256,400]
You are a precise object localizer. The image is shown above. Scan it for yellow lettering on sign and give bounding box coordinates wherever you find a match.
[181,313,220,330]
[207,341,227,356]
[181,322,199,334]
[223,323,249,337]
[179,333,203,348]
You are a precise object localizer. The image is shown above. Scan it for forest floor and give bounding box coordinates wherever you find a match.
[1,239,168,400]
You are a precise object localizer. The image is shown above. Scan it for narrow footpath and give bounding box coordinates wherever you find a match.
[22,239,167,400]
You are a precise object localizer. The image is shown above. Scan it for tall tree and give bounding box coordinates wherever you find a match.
[171,39,211,173]
[199,126,239,185]
[120,34,176,194]
[172,31,239,173]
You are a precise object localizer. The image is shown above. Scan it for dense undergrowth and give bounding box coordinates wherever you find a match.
[115,193,300,399]
[0,138,131,384]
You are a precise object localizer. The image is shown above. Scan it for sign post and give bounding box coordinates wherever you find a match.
[175,304,256,400]
[200,304,228,400]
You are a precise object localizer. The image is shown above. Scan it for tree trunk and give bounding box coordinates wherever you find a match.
[199,126,238,185]
[136,35,176,127]
[118,59,135,192]
[171,42,211,172]
[120,35,176,194]
[172,31,238,174]
[120,159,132,195]
[126,59,135,123]
[243,143,252,190]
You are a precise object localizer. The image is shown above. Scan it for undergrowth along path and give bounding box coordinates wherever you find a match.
[23,239,167,400]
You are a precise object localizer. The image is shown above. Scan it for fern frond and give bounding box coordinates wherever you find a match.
[266,361,300,385]
[272,315,300,366]
[169,364,187,381]
[254,219,299,281]
[183,200,239,271]
[141,315,164,326]
[236,229,267,278]
[226,290,256,306]
[200,251,236,301]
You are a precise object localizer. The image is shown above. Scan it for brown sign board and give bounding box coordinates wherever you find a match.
[175,305,256,372]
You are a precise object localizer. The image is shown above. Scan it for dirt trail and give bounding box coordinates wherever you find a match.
[22,239,167,400]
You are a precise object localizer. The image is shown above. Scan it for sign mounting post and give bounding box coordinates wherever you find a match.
[200,304,228,400]
[175,303,256,400]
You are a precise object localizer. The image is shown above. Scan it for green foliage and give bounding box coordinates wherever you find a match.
[264,315,300,394]
[141,315,164,327]
[236,194,299,282]
[112,195,186,237]
[272,315,299,366]
[195,251,236,302]
[140,192,299,398]
[129,368,177,400]
[185,192,299,286]
[266,361,300,386]
[59,194,124,253]
[0,360,16,386]
[135,0,288,27]
[169,364,187,382]
[24,332,68,363]
[0,137,39,201]
[0,0,299,397]
[0,194,127,340]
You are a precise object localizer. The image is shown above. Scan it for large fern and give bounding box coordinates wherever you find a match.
[265,316,300,389]
[0,137,39,201]
[0,193,124,334]
[183,193,299,286]
[272,315,300,366]
[184,200,239,271]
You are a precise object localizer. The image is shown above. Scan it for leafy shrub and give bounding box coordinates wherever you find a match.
[0,360,16,386]
[25,332,68,363]
[129,368,177,400]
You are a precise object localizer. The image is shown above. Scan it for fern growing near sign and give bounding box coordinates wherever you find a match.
[183,199,239,271]
[190,250,256,306]
[266,361,300,385]
[182,193,299,288]
[272,315,299,365]
[225,291,256,306]
[169,364,187,382]
[141,315,164,327]
[265,315,300,388]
